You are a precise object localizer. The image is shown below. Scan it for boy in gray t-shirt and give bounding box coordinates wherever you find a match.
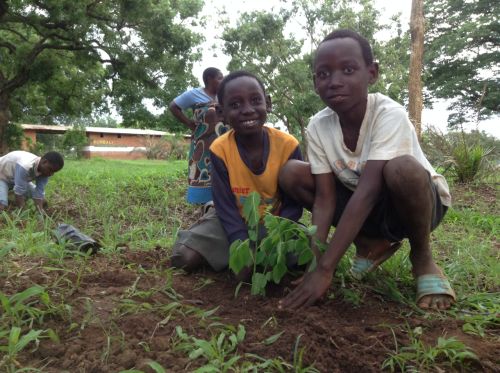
[0,150,64,212]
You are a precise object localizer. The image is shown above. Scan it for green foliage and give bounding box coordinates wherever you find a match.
[4,122,25,151]
[221,1,410,153]
[425,0,500,127]
[0,326,44,372]
[144,135,189,160]
[229,192,316,296]
[62,125,88,159]
[174,324,318,372]
[0,0,205,141]
[174,324,246,372]
[382,327,478,372]
[0,286,50,327]
[449,143,491,183]
[421,128,496,183]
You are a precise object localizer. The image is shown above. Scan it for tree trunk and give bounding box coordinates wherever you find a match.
[408,0,424,140]
[0,93,11,154]
[298,116,308,161]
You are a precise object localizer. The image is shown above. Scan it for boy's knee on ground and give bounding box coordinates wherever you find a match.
[171,244,204,271]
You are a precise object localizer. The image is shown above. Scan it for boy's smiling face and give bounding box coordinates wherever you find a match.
[222,76,270,136]
[313,37,378,116]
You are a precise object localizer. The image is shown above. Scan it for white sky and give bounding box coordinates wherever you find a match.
[189,0,499,138]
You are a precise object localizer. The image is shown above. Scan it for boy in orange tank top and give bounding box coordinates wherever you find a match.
[171,71,303,276]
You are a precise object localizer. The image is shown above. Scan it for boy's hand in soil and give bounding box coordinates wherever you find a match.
[279,265,332,310]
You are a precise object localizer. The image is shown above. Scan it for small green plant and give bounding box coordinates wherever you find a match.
[174,324,246,372]
[229,192,316,295]
[0,286,50,327]
[0,326,44,372]
[382,326,478,372]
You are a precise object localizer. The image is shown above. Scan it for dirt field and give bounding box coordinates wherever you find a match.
[2,184,498,372]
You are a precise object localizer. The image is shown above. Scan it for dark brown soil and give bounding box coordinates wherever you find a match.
[2,184,498,372]
[0,247,495,373]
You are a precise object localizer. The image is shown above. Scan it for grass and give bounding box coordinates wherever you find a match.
[0,158,498,372]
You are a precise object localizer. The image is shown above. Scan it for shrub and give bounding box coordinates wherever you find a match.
[143,135,188,160]
[62,125,88,159]
[421,127,496,183]
[5,123,25,151]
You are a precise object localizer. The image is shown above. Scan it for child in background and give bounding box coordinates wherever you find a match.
[0,150,64,213]
[279,29,455,310]
[171,71,303,275]
[169,67,228,205]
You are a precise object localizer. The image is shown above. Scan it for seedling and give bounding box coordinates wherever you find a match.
[229,192,317,295]
[0,326,44,373]
[382,326,478,371]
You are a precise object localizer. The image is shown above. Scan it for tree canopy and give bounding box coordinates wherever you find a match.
[425,0,500,128]
[0,0,205,149]
[220,0,410,153]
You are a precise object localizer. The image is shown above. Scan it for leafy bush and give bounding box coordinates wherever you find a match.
[229,192,316,296]
[62,125,88,159]
[421,127,497,183]
[144,135,188,160]
[5,123,25,151]
[449,143,491,183]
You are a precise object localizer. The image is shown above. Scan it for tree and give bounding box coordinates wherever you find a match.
[425,0,500,129]
[0,0,204,151]
[220,0,410,154]
[408,0,424,139]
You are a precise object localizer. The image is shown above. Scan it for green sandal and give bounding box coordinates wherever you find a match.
[416,274,456,305]
[350,241,403,280]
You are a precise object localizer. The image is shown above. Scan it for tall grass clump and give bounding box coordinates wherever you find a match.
[421,127,497,183]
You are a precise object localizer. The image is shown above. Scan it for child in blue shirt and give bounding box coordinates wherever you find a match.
[169,67,228,204]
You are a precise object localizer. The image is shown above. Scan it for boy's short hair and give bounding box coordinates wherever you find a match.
[319,29,374,66]
[202,67,222,86]
[217,70,266,104]
[41,151,64,169]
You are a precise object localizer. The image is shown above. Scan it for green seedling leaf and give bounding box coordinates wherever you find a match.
[10,285,45,301]
[271,261,287,284]
[0,242,15,258]
[8,326,21,352]
[262,330,285,345]
[0,292,11,313]
[146,360,167,373]
[47,328,60,343]
[11,328,43,355]
[201,306,220,318]
[234,282,244,298]
[236,324,246,342]
[229,240,252,274]
[248,229,258,242]
[255,248,266,265]
[298,248,314,266]
[251,272,268,296]
[242,192,261,229]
